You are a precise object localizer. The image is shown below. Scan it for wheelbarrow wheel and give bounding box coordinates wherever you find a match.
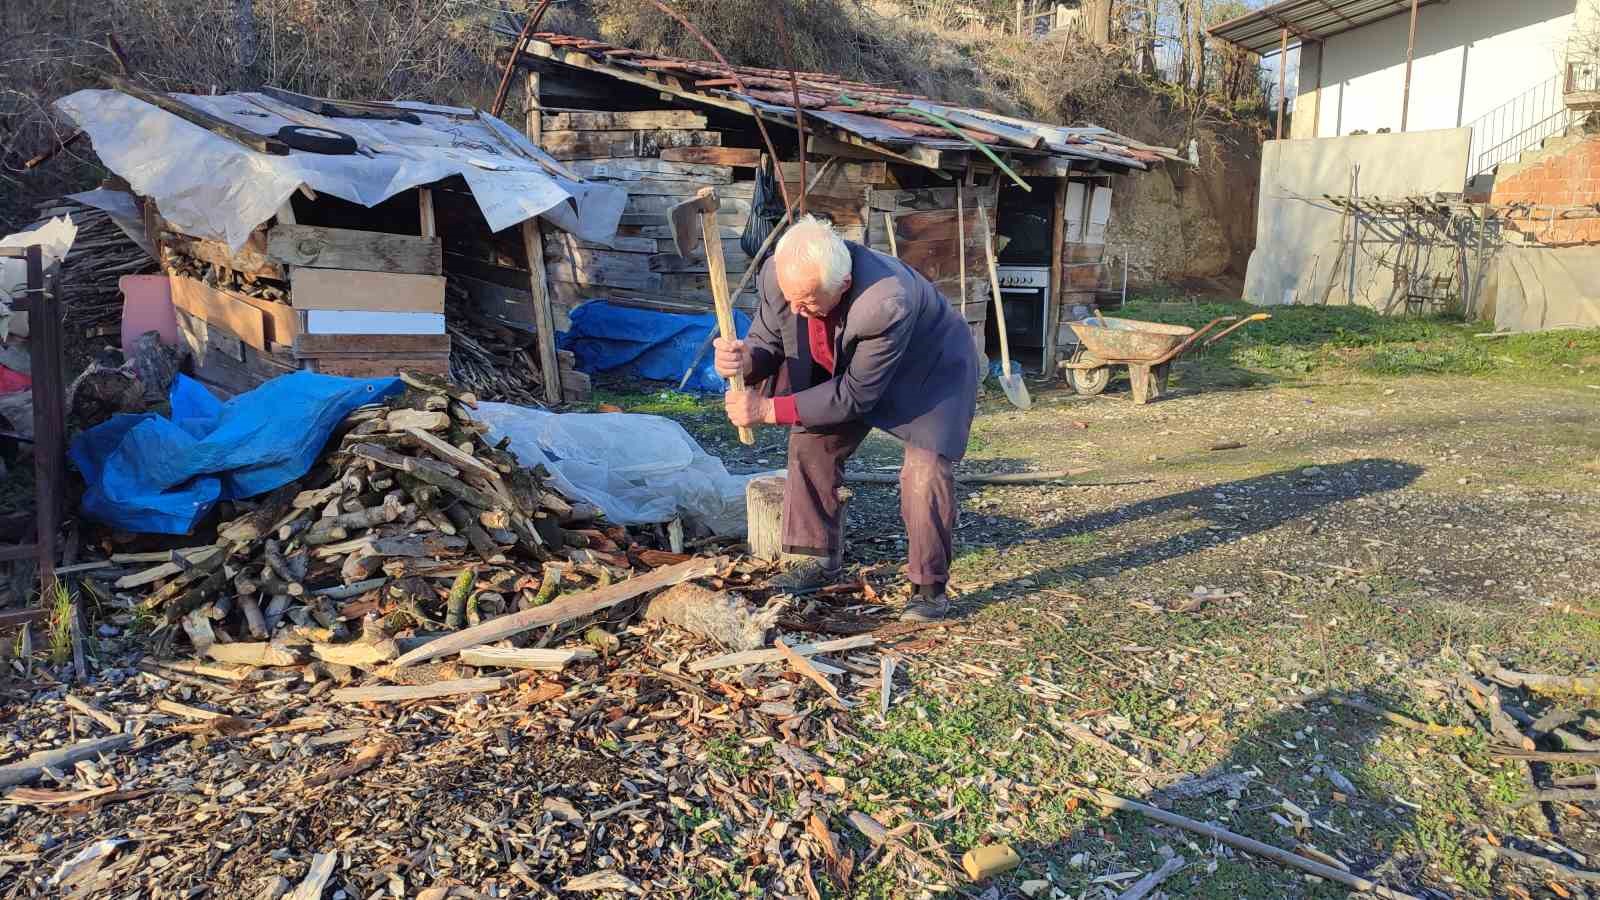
[1067,366,1111,396]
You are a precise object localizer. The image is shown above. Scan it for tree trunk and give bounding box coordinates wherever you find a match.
[235,0,258,69]
[1084,0,1113,44]
[1141,0,1160,76]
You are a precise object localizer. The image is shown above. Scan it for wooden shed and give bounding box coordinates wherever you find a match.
[501,31,1182,375]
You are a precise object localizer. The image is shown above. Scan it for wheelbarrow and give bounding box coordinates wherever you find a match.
[1059,313,1271,404]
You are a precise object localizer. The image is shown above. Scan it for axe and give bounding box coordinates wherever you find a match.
[669,187,755,445]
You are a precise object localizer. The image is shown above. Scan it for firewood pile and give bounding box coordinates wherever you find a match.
[0,374,939,895]
[77,371,624,662]
[28,199,158,344]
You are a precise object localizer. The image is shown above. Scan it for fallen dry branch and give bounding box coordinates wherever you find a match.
[1081,788,1421,900]
[1469,652,1600,699]
[0,735,134,789]
[1491,746,1600,765]
[1474,838,1600,883]
[1511,787,1600,809]
[689,634,877,672]
[1332,696,1474,737]
[392,557,722,667]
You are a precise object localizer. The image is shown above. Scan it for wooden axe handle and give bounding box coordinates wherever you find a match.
[700,199,755,446]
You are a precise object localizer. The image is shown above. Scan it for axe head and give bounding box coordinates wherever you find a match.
[667,187,720,257]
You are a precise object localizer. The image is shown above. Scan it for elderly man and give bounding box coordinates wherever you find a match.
[717,215,979,622]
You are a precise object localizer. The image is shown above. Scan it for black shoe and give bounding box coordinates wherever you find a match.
[770,557,841,593]
[900,591,949,623]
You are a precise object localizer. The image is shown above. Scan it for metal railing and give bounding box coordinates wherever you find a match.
[1566,56,1600,94]
[1466,73,1575,180]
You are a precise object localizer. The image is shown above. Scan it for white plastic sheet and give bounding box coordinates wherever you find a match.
[54,90,626,251]
[1,215,78,342]
[473,403,754,536]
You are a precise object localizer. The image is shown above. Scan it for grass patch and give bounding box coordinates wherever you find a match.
[1116,298,1600,382]
[46,580,74,666]
[588,388,710,417]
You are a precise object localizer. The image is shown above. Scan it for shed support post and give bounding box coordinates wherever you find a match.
[26,246,62,596]
[1044,176,1068,376]
[1401,0,1420,131]
[521,220,563,404]
[1276,27,1288,140]
[525,71,542,144]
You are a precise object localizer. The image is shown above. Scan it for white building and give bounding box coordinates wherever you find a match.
[1212,0,1595,188]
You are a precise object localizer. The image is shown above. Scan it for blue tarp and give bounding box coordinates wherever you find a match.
[69,372,402,534]
[558,301,750,393]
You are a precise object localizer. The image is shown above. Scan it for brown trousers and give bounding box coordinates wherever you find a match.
[781,422,957,586]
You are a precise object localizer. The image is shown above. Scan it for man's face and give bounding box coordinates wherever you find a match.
[776,259,850,319]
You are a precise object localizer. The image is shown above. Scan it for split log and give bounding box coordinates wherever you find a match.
[386,409,450,432]
[205,641,306,667]
[0,735,133,788]
[1083,788,1420,899]
[311,640,398,668]
[459,646,596,670]
[330,677,505,703]
[238,594,268,638]
[688,634,878,672]
[220,484,300,543]
[392,557,721,667]
[643,582,777,650]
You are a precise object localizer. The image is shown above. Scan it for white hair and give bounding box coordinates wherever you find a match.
[775,215,852,294]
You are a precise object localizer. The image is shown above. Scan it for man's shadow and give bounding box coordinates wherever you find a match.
[1017,687,1464,898]
[947,459,1424,615]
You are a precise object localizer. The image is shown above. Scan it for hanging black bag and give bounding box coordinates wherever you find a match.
[741,158,787,259]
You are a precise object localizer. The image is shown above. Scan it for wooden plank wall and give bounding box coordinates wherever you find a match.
[867,183,1000,350]
[1053,180,1111,351]
[537,109,892,323]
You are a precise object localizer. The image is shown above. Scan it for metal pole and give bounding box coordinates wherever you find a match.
[1346,165,1361,304]
[1401,0,1420,131]
[1276,27,1289,140]
[25,245,62,597]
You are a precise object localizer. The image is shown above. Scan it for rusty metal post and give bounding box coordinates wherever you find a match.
[1276,27,1289,139]
[1401,0,1420,131]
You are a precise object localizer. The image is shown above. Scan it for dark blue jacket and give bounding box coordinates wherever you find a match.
[746,242,979,460]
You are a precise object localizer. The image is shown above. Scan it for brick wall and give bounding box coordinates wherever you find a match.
[1489,135,1600,244]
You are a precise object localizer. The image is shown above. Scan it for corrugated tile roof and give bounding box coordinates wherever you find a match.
[508,32,1182,171]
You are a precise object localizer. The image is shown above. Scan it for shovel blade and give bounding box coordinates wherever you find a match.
[999,374,1032,410]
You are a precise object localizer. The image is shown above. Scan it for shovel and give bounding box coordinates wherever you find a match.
[976,205,1031,410]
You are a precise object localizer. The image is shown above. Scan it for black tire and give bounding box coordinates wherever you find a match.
[276,125,358,155]
[1067,366,1111,396]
